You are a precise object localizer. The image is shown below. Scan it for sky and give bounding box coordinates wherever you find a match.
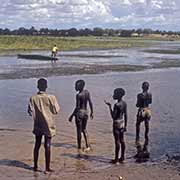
[0,0,180,30]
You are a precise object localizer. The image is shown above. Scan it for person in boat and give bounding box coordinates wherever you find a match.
[105,88,127,164]
[68,80,93,153]
[51,45,58,58]
[135,81,152,154]
[28,78,60,174]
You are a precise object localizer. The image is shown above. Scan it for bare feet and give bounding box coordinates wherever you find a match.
[77,149,83,158]
[77,148,83,154]
[44,169,54,175]
[111,159,119,164]
[119,157,124,163]
[84,147,91,152]
[33,166,38,172]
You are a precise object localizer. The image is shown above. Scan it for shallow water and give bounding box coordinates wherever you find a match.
[1,42,180,175]
[0,40,180,74]
[1,68,180,163]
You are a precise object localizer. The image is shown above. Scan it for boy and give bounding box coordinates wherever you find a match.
[68,80,93,152]
[135,81,152,154]
[28,78,60,174]
[105,88,127,163]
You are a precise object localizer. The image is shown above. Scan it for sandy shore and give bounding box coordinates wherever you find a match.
[0,128,179,180]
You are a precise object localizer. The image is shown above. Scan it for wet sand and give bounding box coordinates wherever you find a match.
[1,60,180,80]
[0,128,179,180]
[1,69,180,179]
[0,63,147,80]
[0,123,179,180]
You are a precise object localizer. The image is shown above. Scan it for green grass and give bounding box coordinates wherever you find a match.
[0,35,153,54]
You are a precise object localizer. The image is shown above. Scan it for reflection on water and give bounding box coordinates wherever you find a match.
[1,69,180,161]
[1,42,180,179]
[0,41,180,74]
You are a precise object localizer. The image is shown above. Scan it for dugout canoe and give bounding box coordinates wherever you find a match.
[17,54,58,61]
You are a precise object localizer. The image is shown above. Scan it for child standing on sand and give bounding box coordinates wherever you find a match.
[105,88,127,164]
[68,80,93,153]
[28,78,60,174]
[135,82,152,154]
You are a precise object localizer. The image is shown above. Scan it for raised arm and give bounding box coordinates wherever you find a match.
[105,100,117,120]
[111,104,118,120]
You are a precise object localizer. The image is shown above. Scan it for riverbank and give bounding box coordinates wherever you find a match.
[0,36,157,55]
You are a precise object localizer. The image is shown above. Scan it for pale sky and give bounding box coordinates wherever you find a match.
[0,0,180,30]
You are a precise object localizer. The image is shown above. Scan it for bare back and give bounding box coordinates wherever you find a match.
[76,90,90,110]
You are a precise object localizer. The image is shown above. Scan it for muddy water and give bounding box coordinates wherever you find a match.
[0,40,180,75]
[0,42,180,179]
[1,68,180,170]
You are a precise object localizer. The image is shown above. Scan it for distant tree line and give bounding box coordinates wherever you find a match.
[0,27,179,37]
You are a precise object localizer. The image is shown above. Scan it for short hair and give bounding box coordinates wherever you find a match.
[142,81,149,90]
[76,79,85,87]
[37,78,47,90]
[114,88,125,97]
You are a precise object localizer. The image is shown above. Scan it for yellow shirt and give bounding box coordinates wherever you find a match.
[52,47,58,52]
[28,91,60,137]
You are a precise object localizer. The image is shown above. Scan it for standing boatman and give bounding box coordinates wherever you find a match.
[51,45,58,59]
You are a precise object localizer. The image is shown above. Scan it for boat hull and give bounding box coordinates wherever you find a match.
[17,54,58,61]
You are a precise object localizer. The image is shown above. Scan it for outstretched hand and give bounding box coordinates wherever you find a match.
[104,100,111,107]
[68,115,73,122]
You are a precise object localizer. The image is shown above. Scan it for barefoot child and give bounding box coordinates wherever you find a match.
[28,78,60,174]
[135,81,152,154]
[105,88,127,163]
[69,80,93,153]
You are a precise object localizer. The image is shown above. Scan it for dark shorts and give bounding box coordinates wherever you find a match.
[33,129,52,138]
[51,51,57,57]
[113,126,124,140]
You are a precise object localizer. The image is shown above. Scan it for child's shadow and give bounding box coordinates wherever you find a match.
[52,143,76,149]
[61,153,111,164]
[0,159,33,171]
